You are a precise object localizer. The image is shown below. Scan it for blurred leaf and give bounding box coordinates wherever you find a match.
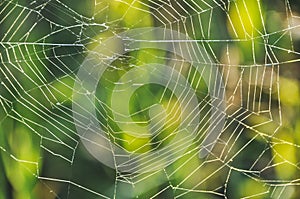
[279,77,300,106]
[240,178,269,199]
[0,118,40,199]
[272,132,297,180]
[228,0,265,62]
[228,0,264,38]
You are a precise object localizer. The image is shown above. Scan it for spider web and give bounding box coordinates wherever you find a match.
[0,0,300,198]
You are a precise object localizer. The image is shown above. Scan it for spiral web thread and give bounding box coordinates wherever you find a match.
[0,0,300,198]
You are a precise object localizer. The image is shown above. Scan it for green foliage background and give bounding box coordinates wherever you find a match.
[0,0,300,198]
